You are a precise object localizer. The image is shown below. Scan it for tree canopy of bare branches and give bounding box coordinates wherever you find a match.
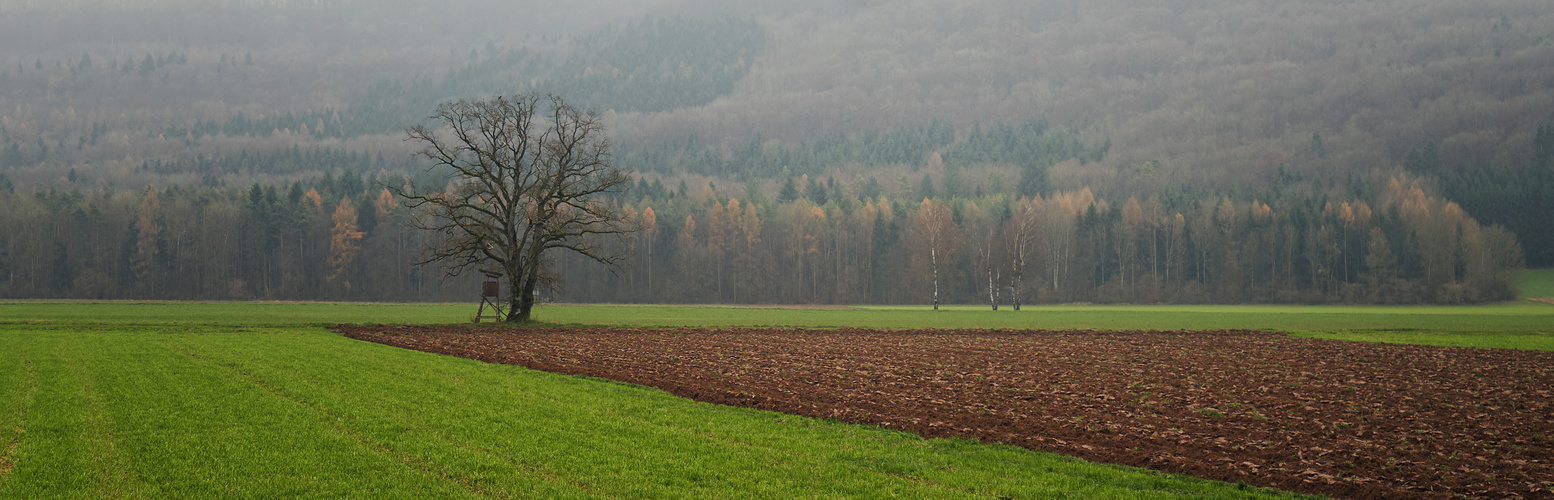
[394,94,635,322]
[912,198,955,310]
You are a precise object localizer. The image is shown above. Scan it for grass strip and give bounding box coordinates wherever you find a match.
[6,301,1552,351]
[0,333,36,481]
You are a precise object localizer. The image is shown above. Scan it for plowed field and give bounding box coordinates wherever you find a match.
[336,326,1554,499]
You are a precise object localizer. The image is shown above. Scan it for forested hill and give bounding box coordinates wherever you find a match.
[4,1,1549,179]
[609,0,1554,264]
[0,0,1549,302]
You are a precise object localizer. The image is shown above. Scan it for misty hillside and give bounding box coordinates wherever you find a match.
[4,0,1550,181]
[0,0,1548,303]
[642,0,1553,180]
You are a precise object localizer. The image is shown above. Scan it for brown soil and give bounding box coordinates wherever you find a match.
[1531,298,1554,306]
[334,325,1554,500]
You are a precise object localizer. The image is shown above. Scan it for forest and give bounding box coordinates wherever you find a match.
[0,0,1547,303]
[0,168,1522,305]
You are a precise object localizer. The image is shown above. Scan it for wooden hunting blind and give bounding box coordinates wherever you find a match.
[474,276,504,323]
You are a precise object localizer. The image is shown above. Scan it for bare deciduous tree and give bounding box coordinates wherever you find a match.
[912,198,954,310]
[1004,197,1041,310]
[394,94,635,322]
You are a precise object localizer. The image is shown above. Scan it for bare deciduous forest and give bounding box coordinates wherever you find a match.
[0,0,1547,304]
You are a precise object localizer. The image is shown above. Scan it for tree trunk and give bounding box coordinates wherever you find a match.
[1152,226,1159,282]
[1006,263,1019,310]
[1012,252,1022,310]
[504,274,522,323]
[514,272,537,323]
[931,244,939,310]
[512,224,548,323]
[988,264,997,310]
[1341,226,1350,284]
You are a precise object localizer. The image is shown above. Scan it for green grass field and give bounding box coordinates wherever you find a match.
[1520,268,1554,299]
[3,285,1552,498]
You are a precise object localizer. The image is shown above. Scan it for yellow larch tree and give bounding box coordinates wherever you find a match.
[326,197,364,290]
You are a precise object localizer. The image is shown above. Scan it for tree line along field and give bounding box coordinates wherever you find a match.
[0,170,1525,306]
[2,300,1553,498]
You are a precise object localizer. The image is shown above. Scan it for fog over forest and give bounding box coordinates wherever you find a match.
[0,0,1549,304]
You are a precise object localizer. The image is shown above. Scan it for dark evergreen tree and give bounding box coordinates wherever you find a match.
[943,163,967,199]
[804,176,829,205]
[1017,162,1049,198]
[777,177,801,203]
[859,176,884,200]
